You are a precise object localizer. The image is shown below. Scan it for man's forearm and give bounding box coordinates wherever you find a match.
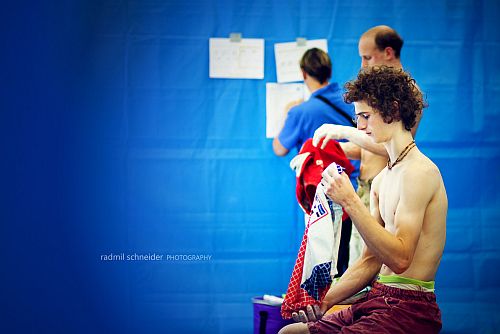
[344,127,388,157]
[322,253,381,311]
[272,137,289,156]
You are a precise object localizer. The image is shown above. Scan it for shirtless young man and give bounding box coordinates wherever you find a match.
[313,25,422,265]
[279,66,447,334]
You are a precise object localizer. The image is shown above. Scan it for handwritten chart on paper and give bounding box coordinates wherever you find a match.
[209,38,265,79]
[274,39,328,83]
[266,83,308,138]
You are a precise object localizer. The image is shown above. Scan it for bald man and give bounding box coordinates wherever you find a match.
[356,26,420,187]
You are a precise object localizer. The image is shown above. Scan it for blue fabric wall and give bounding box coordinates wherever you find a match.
[2,1,500,333]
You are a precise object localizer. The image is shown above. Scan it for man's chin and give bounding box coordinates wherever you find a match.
[367,134,379,143]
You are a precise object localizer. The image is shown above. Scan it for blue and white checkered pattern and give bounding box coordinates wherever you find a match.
[300,262,333,300]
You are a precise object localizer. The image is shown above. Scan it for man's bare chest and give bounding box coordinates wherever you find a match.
[378,174,401,230]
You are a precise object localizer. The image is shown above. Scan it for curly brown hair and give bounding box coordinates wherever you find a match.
[344,66,426,131]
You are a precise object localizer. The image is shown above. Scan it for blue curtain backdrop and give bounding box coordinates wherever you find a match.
[2,1,500,333]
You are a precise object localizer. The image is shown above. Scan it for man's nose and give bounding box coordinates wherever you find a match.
[357,118,366,130]
[361,59,368,68]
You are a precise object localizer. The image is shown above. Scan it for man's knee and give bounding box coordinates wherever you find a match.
[278,322,310,334]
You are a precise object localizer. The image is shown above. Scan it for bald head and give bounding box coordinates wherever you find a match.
[362,25,404,58]
[359,25,404,68]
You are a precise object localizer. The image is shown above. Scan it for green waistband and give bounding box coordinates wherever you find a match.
[377,274,435,290]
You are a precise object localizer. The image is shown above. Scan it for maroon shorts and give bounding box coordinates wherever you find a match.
[308,282,442,334]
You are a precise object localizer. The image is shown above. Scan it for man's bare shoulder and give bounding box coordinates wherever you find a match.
[401,153,443,192]
[412,153,441,174]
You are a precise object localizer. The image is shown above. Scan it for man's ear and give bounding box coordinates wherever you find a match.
[392,100,400,113]
[301,69,307,81]
[384,47,396,60]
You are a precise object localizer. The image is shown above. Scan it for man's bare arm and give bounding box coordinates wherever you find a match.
[323,166,437,274]
[293,246,382,323]
[339,142,361,160]
[318,163,385,312]
[272,100,303,157]
[313,124,388,157]
[320,247,382,313]
[272,137,289,156]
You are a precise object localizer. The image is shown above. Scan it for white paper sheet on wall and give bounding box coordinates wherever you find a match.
[266,83,310,138]
[274,39,328,83]
[209,38,265,79]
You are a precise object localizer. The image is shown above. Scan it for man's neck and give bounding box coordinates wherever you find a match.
[386,59,403,70]
[385,130,415,163]
[307,81,328,94]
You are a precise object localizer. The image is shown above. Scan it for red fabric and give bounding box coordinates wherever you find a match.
[296,138,354,216]
[281,221,328,319]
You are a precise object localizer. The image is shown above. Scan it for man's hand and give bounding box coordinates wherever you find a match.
[312,124,351,149]
[291,305,323,323]
[321,162,357,206]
